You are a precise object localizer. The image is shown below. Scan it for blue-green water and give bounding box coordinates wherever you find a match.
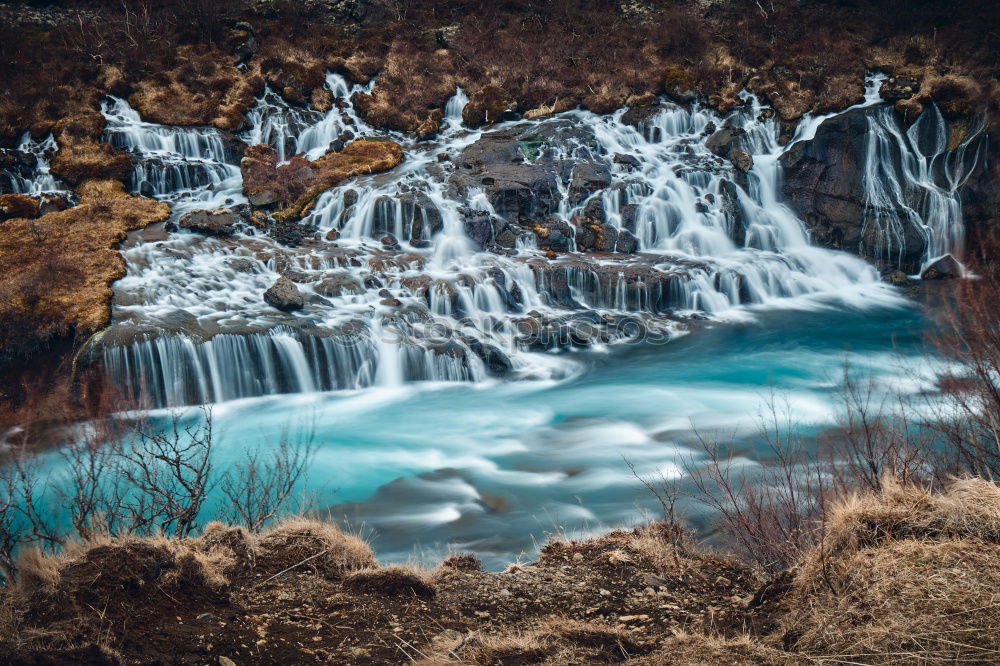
[186,296,932,568]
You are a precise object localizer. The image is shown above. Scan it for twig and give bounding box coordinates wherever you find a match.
[255,549,327,587]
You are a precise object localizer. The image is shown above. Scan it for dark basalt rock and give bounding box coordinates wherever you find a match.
[178,208,244,236]
[705,126,746,158]
[263,276,304,311]
[449,122,600,226]
[613,153,641,171]
[780,107,927,273]
[730,149,753,173]
[621,105,667,127]
[0,150,38,192]
[568,162,612,205]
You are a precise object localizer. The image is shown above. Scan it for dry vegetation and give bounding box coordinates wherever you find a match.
[0,180,169,364]
[3,477,1000,664]
[241,139,404,220]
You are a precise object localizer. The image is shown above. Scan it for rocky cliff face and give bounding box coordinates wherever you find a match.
[781,104,989,274]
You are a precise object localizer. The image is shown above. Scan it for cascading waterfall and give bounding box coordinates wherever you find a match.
[50,71,979,408]
[2,133,65,195]
[861,104,984,272]
[102,97,245,211]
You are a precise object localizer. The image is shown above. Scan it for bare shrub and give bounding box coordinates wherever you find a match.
[0,403,318,583]
[685,395,831,573]
[219,434,316,532]
[928,250,1000,479]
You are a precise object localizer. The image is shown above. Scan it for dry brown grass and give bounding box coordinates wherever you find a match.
[253,517,375,578]
[0,180,169,359]
[0,194,40,220]
[781,477,1000,664]
[415,617,645,665]
[342,564,437,599]
[49,112,132,185]
[352,40,456,132]
[629,631,808,665]
[129,45,263,131]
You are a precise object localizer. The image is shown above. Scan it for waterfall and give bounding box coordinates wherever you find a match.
[101,97,244,211]
[3,133,64,195]
[50,72,986,408]
[861,104,984,272]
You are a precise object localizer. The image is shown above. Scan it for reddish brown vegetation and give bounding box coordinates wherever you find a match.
[49,113,132,185]
[0,194,40,221]
[241,140,404,220]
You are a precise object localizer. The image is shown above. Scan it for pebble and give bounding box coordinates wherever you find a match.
[599,588,611,596]
[218,658,236,666]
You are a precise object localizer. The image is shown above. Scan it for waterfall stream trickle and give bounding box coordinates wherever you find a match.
[62,72,981,408]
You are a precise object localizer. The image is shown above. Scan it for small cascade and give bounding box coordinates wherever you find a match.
[242,73,372,161]
[861,104,984,272]
[2,133,65,195]
[443,87,469,131]
[101,97,244,211]
[58,72,987,408]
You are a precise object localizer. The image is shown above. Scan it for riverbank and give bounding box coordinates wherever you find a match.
[3,477,999,665]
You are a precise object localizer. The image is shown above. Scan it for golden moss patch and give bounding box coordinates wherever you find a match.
[0,180,169,353]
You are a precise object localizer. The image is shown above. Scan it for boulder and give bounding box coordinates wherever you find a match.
[613,153,641,171]
[921,254,963,280]
[263,276,305,311]
[178,208,243,236]
[527,218,574,253]
[416,109,443,140]
[621,105,667,127]
[705,126,745,158]
[568,162,612,205]
[884,270,912,286]
[730,149,753,173]
[616,228,639,253]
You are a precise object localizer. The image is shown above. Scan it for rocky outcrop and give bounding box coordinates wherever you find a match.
[242,140,403,221]
[449,128,562,222]
[368,191,445,243]
[780,108,925,272]
[462,85,517,128]
[921,254,963,280]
